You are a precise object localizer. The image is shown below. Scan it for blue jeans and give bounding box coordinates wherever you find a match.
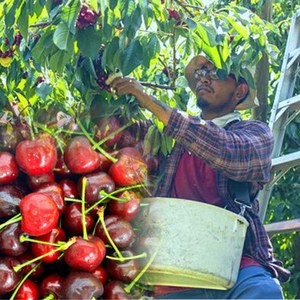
[156,266,284,299]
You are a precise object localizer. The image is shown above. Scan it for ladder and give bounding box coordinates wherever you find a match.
[258,10,300,235]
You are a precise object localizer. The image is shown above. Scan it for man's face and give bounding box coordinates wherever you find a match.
[194,63,240,116]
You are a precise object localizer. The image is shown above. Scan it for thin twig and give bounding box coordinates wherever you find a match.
[174,0,195,18]
[139,81,176,90]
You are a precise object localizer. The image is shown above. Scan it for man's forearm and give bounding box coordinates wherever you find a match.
[134,91,172,126]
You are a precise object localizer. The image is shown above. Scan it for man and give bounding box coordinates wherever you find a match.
[110,55,290,299]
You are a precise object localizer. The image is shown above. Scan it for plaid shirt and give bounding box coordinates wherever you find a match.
[152,109,290,283]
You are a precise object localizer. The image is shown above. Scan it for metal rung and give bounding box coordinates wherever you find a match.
[270,151,300,185]
[265,219,300,236]
[287,48,300,68]
[277,94,300,110]
[288,47,300,59]
[272,151,300,168]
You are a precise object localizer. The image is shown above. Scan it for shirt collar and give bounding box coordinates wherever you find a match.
[210,111,242,128]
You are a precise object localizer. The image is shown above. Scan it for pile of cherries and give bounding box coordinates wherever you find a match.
[0,114,157,299]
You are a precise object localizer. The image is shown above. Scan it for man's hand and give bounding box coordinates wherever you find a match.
[109,76,172,126]
[110,77,145,101]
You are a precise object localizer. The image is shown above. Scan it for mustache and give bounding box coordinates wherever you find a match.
[195,84,213,94]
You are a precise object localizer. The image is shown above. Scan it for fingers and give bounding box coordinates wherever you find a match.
[110,77,138,96]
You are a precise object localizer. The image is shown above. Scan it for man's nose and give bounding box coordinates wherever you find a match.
[198,75,211,84]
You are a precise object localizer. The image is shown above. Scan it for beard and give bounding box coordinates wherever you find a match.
[196,96,210,109]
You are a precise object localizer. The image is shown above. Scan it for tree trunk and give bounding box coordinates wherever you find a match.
[252,0,273,122]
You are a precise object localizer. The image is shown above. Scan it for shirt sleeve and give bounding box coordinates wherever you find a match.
[163,109,274,183]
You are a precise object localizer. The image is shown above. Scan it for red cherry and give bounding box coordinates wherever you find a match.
[0,185,22,218]
[103,280,131,300]
[30,226,66,263]
[39,273,64,299]
[27,171,55,190]
[14,279,40,300]
[116,130,137,148]
[95,214,135,249]
[91,265,108,285]
[35,182,66,215]
[77,171,115,204]
[105,250,139,283]
[17,251,45,278]
[96,151,114,172]
[95,116,123,148]
[59,178,79,198]
[61,271,104,299]
[0,257,22,295]
[0,151,19,184]
[108,190,141,222]
[15,133,57,176]
[54,151,72,178]
[20,192,59,236]
[62,202,95,235]
[108,147,148,186]
[63,136,100,174]
[64,236,106,272]
[143,152,159,173]
[0,222,28,256]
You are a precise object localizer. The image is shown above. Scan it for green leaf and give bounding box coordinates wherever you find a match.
[49,49,73,73]
[16,0,28,40]
[120,39,143,75]
[81,57,97,80]
[102,36,121,71]
[36,82,53,99]
[77,27,102,58]
[140,0,154,29]
[4,0,20,27]
[123,5,142,39]
[31,31,54,64]
[140,33,160,68]
[227,16,249,39]
[196,23,218,46]
[61,0,81,34]
[186,18,197,30]
[0,89,8,106]
[109,0,118,10]
[53,22,72,51]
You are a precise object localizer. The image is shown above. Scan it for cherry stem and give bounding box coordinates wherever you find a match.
[124,239,163,294]
[64,197,81,203]
[9,261,42,300]
[19,234,63,247]
[85,184,144,214]
[76,118,117,163]
[13,237,76,273]
[106,252,147,261]
[33,121,66,152]
[81,176,88,240]
[97,206,124,261]
[42,294,55,300]
[0,213,22,231]
[94,122,131,148]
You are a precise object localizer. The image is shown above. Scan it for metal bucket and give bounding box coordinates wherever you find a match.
[137,197,249,290]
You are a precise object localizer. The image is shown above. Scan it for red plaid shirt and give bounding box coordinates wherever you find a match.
[150,109,290,283]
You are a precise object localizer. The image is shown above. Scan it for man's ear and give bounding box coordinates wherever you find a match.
[235,83,249,101]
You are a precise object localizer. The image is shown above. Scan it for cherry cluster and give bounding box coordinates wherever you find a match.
[167,8,181,21]
[97,72,112,92]
[0,32,23,58]
[76,3,100,29]
[0,114,158,299]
